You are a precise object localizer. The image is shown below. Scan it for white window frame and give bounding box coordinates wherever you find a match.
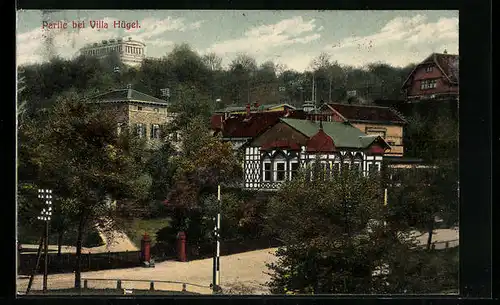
[263,161,272,182]
[425,66,433,73]
[274,161,287,182]
[136,123,145,138]
[332,161,341,177]
[289,161,299,180]
[353,160,362,173]
[151,124,160,139]
[117,123,123,136]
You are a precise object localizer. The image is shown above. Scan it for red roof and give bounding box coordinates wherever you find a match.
[261,140,300,151]
[219,110,307,138]
[306,129,336,153]
[211,114,224,130]
[323,103,406,124]
[434,53,459,83]
[402,52,459,88]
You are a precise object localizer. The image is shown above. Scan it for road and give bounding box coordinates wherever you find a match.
[17,228,459,294]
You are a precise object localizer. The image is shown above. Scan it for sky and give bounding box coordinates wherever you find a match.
[16,10,459,72]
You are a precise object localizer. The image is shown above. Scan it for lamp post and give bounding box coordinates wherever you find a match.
[37,189,53,293]
[212,185,221,293]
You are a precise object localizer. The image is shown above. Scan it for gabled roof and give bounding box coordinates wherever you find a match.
[402,52,459,88]
[88,88,169,105]
[322,103,406,124]
[214,103,296,113]
[219,110,307,139]
[280,118,388,149]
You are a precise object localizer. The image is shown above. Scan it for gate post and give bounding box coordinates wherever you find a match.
[177,232,187,262]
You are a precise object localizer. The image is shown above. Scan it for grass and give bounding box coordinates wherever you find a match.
[22,288,199,295]
[122,217,171,248]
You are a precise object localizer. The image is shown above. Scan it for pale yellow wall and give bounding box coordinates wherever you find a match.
[351,123,404,157]
[128,103,170,139]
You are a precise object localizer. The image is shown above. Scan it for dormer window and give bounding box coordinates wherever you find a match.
[425,66,433,73]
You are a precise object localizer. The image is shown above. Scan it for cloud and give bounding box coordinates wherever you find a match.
[323,14,458,67]
[16,15,202,66]
[205,16,321,56]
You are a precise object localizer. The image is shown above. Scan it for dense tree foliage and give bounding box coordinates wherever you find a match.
[265,163,420,294]
[18,93,151,288]
[19,44,417,118]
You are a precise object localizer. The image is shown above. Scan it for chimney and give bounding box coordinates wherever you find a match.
[443,49,448,54]
[246,104,251,116]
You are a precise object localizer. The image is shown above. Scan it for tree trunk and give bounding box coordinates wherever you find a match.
[426,219,434,250]
[74,213,86,289]
[57,231,63,256]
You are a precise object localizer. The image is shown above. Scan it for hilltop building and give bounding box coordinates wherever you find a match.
[79,37,146,67]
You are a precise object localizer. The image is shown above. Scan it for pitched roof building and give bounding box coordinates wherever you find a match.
[319,103,406,157]
[87,87,175,149]
[402,51,459,101]
[243,118,390,190]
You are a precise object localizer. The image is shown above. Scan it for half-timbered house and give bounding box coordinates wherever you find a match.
[243,118,390,191]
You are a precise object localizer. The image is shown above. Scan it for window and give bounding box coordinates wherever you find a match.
[290,162,299,180]
[420,79,437,90]
[117,123,123,136]
[352,161,362,173]
[425,66,433,73]
[151,124,160,139]
[365,127,386,139]
[137,106,143,111]
[342,158,351,173]
[135,123,146,138]
[275,162,286,181]
[367,163,377,175]
[263,162,272,181]
[332,162,341,177]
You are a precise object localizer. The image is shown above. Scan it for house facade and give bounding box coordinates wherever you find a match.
[79,37,146,67]
[243,118,390,191]
[319,103,406,158]
[401,51,459,101]
[87,87,178,149]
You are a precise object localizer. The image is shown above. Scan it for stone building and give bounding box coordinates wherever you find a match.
[79,37,146,67]
[87,87,178,149]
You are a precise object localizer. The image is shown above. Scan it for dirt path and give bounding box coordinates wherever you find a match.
[20,226,138,254]
[17,248,279,294]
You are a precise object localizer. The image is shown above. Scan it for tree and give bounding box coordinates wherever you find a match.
[202,52,223,72]
[265,163,416,294]
[19,92,151,288]
[165,116,242,240]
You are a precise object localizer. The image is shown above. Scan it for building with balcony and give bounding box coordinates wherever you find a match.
[79,37,146,67]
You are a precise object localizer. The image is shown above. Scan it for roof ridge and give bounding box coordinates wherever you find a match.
[327,102,392,110]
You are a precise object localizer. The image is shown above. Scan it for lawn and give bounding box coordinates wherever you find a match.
[122,217,171,248]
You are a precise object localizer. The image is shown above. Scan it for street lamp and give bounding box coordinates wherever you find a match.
[212,185,221,293]
[37,189,52,293]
